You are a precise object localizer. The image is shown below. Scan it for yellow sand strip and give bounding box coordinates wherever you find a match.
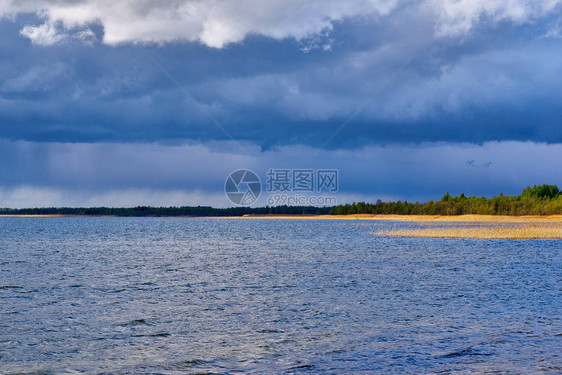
[214,214,562,223]
[373,224,562,239]
[0,215,69,217]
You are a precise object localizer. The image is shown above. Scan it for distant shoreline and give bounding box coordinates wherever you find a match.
[211,213,562,223]
[0,214,72,217]
[2,213,562,222]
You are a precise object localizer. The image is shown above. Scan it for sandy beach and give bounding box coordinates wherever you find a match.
[0,214,70,217]
[214,213,562,223]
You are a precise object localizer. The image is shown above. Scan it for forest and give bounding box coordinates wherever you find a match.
[330,185,562,216]
[0,205,332,217]
[1,185,560,216]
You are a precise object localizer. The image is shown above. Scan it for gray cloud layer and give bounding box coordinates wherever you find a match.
[1,139,561,207]
[1,12,561,147]
[1,1,561,206]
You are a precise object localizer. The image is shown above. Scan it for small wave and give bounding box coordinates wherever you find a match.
[257,329,283,333]
[287,364,313,371]
[107,288,127,293]
[149,332,170,337]
[131,332,170,338]
[121,318,149,327]
[440,348,491,358]
[19,289,38,294]
[182,359,210,366]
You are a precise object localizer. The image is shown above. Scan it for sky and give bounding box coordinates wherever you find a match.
[0,0,561,207]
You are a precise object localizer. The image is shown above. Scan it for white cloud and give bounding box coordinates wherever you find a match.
[75,28,97,44]
[2,0,561,47]
[542,21,562,38]
[2,0,398,48]
[427,0,562,36]
[19,22,67,46]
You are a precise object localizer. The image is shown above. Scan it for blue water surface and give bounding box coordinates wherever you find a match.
[0,217,560,374]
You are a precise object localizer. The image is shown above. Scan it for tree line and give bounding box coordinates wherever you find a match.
[0,205,332,217]
[330,184,562,216]
[1,185,560,216]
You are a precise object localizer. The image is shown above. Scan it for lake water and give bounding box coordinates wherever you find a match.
[0,217,560,374]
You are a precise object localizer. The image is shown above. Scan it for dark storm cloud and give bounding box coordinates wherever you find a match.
[0,1,561,206]
[0,8,561,148]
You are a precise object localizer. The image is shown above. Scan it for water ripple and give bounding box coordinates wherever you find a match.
[0,217,560,373]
